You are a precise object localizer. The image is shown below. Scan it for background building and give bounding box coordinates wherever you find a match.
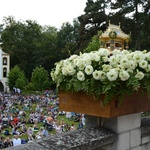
[0,48,10,92]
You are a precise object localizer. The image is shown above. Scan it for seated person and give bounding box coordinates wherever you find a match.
[0,136,4,149]
[12,135,21,146]
[27,134,34,143]
[27,126,33,136]
[35,128,44,139]
[74,115,80,122]
[12,126,20,135]
[20,124,27,134]
[13,116,19,126]
[33,123,38,130]
[3,137,13,148]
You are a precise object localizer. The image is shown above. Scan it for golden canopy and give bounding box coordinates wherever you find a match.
[100,22,130,51]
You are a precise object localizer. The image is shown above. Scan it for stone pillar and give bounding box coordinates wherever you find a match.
[101,113,142,150]
[110,39,114,51]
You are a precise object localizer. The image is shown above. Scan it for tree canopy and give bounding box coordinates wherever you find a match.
[7,65,27,90]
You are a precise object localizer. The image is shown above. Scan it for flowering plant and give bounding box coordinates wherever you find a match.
[51,48,150,105]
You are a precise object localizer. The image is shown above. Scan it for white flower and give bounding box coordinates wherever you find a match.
[120,57,129,68]
[145,52,150,61]
[106,69,118,81]
[99,71,106,81]
[55,61,63,75]
[128,61,137,70]
[77,71,85,81]
[76,59,85,70]
[83,57,92,66]
[121,50,129,55]
[102,64,112,72]
[92,70,101,80]
[146,65,150,72]
[109,56,118,66]
[50,71,55,81]
[135,71,144,80]
[63,59,71,66]
[126,53,133,60]
[92,70,106,81]
[116,54,123,62]
[85,65,94,75]
[126,69,133,74]
[98,48,110,56]
[102,56,109,62]
[62,67,68,76]
[66,65,76,76]
[94,54,100,62]
[119,70,130,81]
[139,60,148,69]
[90,52,100,62]
[132,52,145,63]
[112,49,121,55]
[68,54,78,60]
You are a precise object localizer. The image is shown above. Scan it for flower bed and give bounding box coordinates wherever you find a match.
[51,48,150,106]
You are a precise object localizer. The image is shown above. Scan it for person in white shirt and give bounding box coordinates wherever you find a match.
[81,114,85,126]
[70,124,76,131]
[12,135,21,146]
[54,122,62,134]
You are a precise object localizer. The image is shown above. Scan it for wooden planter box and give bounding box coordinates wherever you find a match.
[59,91,150,118]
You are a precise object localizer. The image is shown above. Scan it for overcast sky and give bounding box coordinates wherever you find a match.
[0,0,87,29]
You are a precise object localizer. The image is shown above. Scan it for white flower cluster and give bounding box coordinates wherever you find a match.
[51,48,150,86]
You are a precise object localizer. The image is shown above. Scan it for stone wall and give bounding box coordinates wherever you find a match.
[7,127,117,150]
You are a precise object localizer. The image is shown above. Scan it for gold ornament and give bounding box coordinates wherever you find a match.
[109,31,117,39]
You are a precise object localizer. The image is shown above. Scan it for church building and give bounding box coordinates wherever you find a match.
[0,48,10,92]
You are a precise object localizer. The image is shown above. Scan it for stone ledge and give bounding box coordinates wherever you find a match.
[7,127,117,150]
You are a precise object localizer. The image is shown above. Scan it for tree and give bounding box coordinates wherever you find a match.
[56,21,80,58]
[110,0,150,50]
[84,30,102,53]
[0,17,61,79]
[31,25,58,73]
[30,65,50,91]
[0,17,43,78]
[77,0,109,53]
[7,65,27,90]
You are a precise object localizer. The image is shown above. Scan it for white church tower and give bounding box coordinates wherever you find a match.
[0,49,10,92]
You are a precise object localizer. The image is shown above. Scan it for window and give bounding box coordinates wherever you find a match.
[3,57,7,65]
[115,42,122,48]
[3,68,7,78]
[106,43,110,48]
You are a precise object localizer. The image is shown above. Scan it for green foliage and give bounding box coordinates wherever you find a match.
[57,21,80,57]
[31,65,50,91]
[0,17,59,79]
[144,76,150,99]
[7,65,27,90]
[24,82,34,91]
[84,31,102,53]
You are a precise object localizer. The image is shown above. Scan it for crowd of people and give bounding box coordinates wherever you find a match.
[0,90,85,149]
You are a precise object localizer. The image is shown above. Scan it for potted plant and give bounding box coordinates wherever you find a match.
[51,48,150,118]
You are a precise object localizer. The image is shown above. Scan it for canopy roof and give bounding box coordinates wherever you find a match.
[100,22,130,40]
